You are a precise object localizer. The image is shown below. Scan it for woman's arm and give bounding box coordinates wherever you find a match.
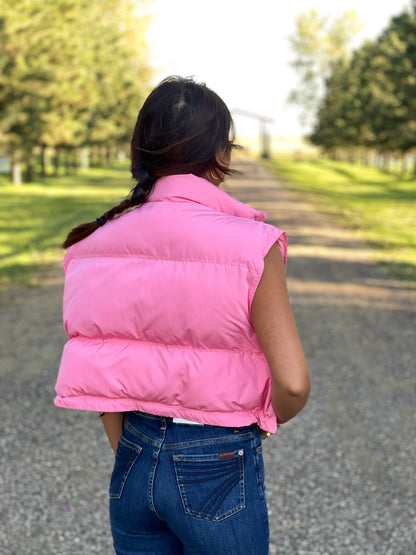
[251,243,311,424]
[100,413,125,454]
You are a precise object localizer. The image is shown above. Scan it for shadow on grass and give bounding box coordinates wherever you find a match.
[308,158,361,181]
[286,159,416,200]
[381,261,416,283]
[0,165,132,289]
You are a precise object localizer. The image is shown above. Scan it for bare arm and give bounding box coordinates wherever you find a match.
[100,413,125,454]
[251,243,311,424]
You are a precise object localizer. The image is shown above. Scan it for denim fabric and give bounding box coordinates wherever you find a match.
[109,411,269,554]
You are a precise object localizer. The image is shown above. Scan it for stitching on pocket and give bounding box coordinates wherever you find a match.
[254,445,266,493]
[173,450,245,521]
[109,436,142,500]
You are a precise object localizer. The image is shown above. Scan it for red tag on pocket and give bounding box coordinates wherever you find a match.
[219,451,236,461]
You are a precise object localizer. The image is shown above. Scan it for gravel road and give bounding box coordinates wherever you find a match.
[1,159,415,554]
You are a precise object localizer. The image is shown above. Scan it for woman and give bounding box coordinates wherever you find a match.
[55,76,310,554]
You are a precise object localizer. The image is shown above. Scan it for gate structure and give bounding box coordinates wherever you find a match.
[232,109,274,159]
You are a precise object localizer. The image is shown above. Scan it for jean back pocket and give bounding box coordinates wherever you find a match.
[109,436,142,500]
[173,449,245,521]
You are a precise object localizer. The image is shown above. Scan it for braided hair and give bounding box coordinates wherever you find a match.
[62,166,154,249]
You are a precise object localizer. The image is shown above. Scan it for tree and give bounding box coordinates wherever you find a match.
[310,41,379,156]
[288,8,363,128]
[0,0,152,184]
[370,9,416,159]
[310,4,416,171]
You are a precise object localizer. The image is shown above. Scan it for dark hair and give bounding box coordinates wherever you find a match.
[63,76,239,248]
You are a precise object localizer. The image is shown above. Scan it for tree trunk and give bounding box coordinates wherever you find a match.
[90,146,98,167]
[401,154,408,175]
[80,147,89,170]
[361,151,369,166]
[54,149,60,177]
[64,151,70,175]
[25,158,33,182]
[117,150,126,162]
[11,159,22,186]
[72,150,79,172]
[40,145,47,178]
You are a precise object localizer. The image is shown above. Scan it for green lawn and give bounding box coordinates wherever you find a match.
[2,158,415,289]
[0,164,131,289]
[265,157,416,286]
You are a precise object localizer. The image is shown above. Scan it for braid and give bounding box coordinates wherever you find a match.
[131,160,157,199]
[101,198,133,223]
[63,163,156,250]
[62,197,133,249]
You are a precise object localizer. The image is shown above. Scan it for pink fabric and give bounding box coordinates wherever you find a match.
[55,174,287,433]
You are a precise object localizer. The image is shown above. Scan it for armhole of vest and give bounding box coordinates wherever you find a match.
[247,227,288,313]
[63,251,71,273]
[271,229,287,268]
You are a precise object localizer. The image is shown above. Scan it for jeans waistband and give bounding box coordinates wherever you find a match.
[126,411,260,449]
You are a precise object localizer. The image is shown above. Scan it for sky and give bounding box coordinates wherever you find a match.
[145,0,411,138]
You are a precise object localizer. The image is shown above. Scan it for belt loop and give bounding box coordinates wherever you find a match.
[160,416,167,431]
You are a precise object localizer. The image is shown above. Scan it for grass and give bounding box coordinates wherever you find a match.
[264,157,416,286]
[0,163,132,289]
[2,157,415,289]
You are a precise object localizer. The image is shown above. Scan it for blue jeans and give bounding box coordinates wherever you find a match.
[109,411,269,554]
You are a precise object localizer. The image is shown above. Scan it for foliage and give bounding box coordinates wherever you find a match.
[0,0,152,182]
[310,4,416,162]
[288,8,363,127]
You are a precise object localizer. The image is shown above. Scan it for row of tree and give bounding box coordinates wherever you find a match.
[0,0,152,184]
[309,3,416,169]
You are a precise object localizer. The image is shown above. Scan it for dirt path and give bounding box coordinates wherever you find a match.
[1,159,415,554]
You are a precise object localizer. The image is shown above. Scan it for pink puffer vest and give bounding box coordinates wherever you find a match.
[55,174,287,433]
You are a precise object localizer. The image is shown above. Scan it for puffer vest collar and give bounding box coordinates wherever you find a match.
[148,174,267,222]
